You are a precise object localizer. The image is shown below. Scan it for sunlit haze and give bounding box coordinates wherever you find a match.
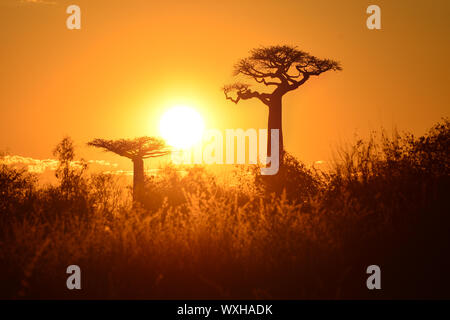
[159,106,205,149]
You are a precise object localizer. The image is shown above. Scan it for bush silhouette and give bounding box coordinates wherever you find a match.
[0,119,448,299]
[255,152,321,205]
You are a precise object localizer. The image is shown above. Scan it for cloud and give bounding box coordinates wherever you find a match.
[0,155,119,174]
[19,0,57,5]
[1,156,167,179]
[103,170,134,176]
[102,169,161,177]
[1,155,59,173]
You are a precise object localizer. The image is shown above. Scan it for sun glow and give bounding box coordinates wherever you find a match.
[159,106,205,149]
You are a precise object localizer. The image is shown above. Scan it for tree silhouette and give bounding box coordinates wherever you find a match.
[88,137,170,202]
[54,136,88,201]
[224,45,342,166]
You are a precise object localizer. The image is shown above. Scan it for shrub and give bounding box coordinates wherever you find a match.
[0,120,448,299]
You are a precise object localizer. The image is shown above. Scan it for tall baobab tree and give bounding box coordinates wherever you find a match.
[88,137,170,202]
[224,45,342,166]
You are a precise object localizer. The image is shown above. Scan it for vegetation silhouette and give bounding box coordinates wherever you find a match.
[54,137,88,202]
[0,119,448,299]
[224,45,341,165]
[88,137,170,203]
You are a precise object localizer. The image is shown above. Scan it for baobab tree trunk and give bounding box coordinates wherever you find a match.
[267,97,284,167]
[132,157,145,203]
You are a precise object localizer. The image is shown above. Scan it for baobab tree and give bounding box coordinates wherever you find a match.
[88,137,170,202]
[224,45,342,167]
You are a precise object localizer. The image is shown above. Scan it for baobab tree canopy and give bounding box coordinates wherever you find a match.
[87,136,170,160]
[223,45,342,164]
[224,45,342,104]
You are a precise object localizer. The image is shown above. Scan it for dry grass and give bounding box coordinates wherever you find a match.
[0,119,449,299]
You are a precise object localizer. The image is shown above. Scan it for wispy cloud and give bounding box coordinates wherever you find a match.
[0,155,168,178]
[1,155,119,174]
[102,169,161,176]
[19,0,57,5]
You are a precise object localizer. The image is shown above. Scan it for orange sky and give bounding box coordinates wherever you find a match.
[1,0,449,169]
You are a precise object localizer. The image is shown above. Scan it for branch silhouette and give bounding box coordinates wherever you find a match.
[224,45,342,166]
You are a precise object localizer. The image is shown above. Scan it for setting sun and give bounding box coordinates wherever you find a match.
[159,106,205,149]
